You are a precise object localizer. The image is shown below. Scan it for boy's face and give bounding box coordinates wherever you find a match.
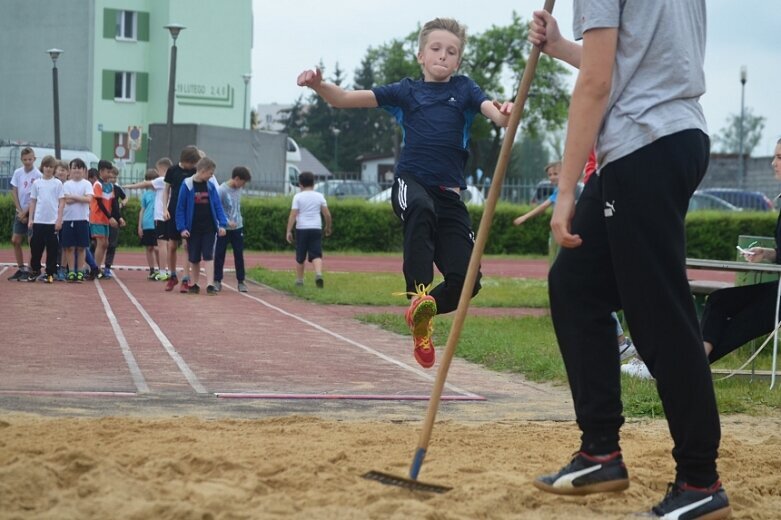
[55,166,68,181]
[41,164,54,178]
[99,168,111,182]
[417,29,461,82]
[199,168,215,179]
[546,165,561,186]
[69,164,85,181]
[21,153,35,171]
[156,165,168,177]
[233,178,247,189]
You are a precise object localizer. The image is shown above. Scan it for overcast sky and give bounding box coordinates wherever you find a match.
[252,0,780,156]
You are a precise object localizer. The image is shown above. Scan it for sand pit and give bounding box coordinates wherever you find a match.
[1,414,780,519]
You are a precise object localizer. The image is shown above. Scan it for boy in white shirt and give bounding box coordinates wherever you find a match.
[8,147,41,280]
[26,155,65,283]
[61,158,93,281]
[285,171,332,288]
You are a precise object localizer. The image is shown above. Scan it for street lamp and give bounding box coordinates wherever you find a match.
[242,73,252,129]
[739,65,747,188]
[46,48,63,159]
[164,23,186,158]
[332,127,341,173]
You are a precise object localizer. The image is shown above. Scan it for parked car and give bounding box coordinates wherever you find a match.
[368,185,486,206]
[688,191,742,212]
[530,180,584,205]
[699,188,773,211]
[313,180,382,199]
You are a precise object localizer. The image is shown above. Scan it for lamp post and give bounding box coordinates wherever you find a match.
[242,73,252,129]
[739,66,747,188]
[164,23,186,158]
[46,48,63,159]
[332,127,341,173]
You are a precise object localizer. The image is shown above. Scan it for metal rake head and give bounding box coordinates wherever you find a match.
[362,470,452,494]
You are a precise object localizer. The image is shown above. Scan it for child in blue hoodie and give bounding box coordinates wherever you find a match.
[175,156,227,295]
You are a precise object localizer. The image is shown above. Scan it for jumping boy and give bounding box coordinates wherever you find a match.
[297,17,513,368]
[215,165,252,292]
[175,156,227,295]
[8,147,41,280]
[61,158,93,281]
[528,4,730,518]
[285,171,332,288]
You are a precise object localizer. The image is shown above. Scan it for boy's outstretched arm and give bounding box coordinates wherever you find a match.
[514,199,552,226]
[481,100,514,127]
[297,68,378,109]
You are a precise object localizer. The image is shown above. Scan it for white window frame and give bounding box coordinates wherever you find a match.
[114,72,136,102]
[116,10,137,41]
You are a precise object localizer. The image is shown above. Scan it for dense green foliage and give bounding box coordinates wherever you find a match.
[1,194,777,257]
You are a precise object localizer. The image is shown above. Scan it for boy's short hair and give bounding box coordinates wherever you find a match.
[69,158,87,169]
[20,147,34,158]
[97,159,113,171]
[196,156,216,172]
[180,146,201,165]
[545,161,562,173]
[231,166,252,182]
[298,171,315,188]
[40,155,57,169]
[87,168,99,181]
[418,18,467,58]
[155,157,173,169]
[56,160,69,171]
[145,168,158,181]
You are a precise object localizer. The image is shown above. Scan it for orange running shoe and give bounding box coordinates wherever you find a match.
[404,284,437,368]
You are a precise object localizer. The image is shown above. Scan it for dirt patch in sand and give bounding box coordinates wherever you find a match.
[1,414,779,519]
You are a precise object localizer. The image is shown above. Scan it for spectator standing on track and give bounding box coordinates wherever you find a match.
[528,3,730,519]
[138,169,161,279]
[8,147,41,281]
[215,166,252,293]
[162,146,200,292]
[88,160,118,280]
[286,171,332,289]
[103,167,126,279]
[296,17,513,369]
[175,156,227,296]
[61,158,93,282]
[26,155,64,283]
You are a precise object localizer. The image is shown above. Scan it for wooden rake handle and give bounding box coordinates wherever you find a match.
[410,0,557,480]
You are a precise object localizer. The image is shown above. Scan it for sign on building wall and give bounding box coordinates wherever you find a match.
[128,126,143,151]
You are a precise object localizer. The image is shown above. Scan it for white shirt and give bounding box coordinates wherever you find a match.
[292,190,327,229]
[30,177,64,224]
[151,176,166,221]
[62,178,93,221]
[10,167,42,210]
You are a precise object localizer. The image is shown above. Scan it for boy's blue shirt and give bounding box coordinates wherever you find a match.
[175,177,228,233]
[372,75,487,189]
[141,190,156,230]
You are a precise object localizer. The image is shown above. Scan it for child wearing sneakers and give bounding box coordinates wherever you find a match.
[137,169,160,279]
[87,160,117,280]
[175,156,227,295]
[285,171,332,288]
[297,17,513,368]
[61,158,93,281]
[528,4,729,519]
[163,146,200,292]
[26,155,64,283]
[215,166,252,292]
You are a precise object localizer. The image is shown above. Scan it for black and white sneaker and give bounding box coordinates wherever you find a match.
[533,451,629,495]
[645,480,730,519]
[7,269,26,281]
[619,338,637,361]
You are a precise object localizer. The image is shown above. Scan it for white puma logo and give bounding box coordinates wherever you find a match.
[604,200,616,217]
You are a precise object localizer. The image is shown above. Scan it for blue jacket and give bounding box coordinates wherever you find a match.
[176,176,228,233]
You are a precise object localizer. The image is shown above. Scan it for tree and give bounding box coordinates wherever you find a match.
[712,108,766,156]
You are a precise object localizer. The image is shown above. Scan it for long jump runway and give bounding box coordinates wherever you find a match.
[0,264,491,400]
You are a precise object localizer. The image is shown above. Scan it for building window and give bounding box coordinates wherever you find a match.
[114,72,135,101]
[116,10,137,40]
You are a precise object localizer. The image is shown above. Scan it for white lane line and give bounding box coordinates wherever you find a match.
[221,282,481,398]
[112,273,208,394]
[94,279,150,394]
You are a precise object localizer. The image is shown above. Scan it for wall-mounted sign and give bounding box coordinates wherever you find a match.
[176,83,235,108]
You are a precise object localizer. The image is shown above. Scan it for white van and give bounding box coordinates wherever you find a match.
[0,143,100,187]
[285,137,301,194]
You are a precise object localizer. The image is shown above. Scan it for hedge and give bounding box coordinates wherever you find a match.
[0,194,776,259]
